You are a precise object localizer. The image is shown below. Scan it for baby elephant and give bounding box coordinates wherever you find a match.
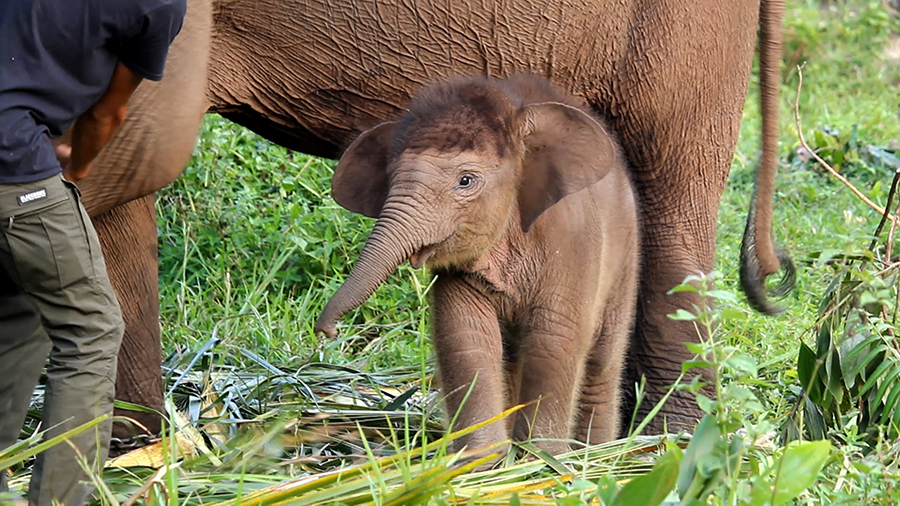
[316,74,639,455]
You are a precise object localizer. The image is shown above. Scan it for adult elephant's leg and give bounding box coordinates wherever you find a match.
[92,195,163,440]
[73,0,210,442]
[610,1,760,434]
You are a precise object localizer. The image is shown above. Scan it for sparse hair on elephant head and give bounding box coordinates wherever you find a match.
[316,74,627,338]
[331,74,622,232]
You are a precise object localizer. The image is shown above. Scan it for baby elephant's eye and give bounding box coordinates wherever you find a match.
[458,175,473,187]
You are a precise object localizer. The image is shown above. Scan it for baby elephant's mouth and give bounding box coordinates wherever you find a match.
[409,246,435,270]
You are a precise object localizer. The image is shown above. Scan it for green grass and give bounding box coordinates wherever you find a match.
[5,0,900,503]
[155,128,433,371]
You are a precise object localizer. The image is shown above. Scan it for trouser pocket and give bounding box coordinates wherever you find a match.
[0,176,95,291]
[61,177,98,272]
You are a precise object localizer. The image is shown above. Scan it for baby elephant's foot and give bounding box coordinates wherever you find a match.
[451,439,512,472]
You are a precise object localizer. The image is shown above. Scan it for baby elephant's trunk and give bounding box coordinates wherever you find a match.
[315,213,420,337]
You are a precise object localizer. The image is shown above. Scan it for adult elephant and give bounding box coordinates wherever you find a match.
[83,0,791,440]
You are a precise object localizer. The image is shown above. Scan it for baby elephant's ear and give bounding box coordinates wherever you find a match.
[515,102,620,232]
[332,121,398,218]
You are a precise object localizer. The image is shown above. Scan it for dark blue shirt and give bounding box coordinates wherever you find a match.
[0,0,187,183]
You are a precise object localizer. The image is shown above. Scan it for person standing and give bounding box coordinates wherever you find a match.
[0,0,187,503]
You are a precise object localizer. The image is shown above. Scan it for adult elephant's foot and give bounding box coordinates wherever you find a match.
[620,265,713,436]
[92,195,164,446]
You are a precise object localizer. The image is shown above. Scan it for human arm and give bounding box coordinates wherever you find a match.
[59,0,185,181]
[62,61,144,181]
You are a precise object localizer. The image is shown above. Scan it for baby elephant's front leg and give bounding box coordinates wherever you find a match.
[432,276,507,453]
[513,310,587,455]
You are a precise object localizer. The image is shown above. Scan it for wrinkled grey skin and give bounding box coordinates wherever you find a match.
[77,0,791,441]
[315,75,640,454]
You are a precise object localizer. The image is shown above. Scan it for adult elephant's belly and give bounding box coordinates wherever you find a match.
[77,0,212,218]
[206,0,629,160]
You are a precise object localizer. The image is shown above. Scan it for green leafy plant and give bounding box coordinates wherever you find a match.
[788,173,900,446]
[596,272,831,506]
[790,124,900,181]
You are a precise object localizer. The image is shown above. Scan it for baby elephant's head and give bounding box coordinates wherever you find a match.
[315,75,620,337]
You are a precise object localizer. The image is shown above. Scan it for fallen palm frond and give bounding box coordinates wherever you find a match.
[101,365,682,505]
[159,336,446,471]
[201,435,669,506]
[7,330,692,505]
[126,349,675,505]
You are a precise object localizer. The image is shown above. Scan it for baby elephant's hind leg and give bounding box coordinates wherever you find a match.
[575,296,636,445]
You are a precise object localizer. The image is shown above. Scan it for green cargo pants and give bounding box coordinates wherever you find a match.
[0,173,124,506]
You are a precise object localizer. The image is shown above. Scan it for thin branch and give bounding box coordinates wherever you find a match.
[793,66,897,225]
[869,169,900,252]
[886,199,899,266]
[890,176,900,333]
[881,195,900,333]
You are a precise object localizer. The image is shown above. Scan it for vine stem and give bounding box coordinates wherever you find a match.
[794,65,897,225]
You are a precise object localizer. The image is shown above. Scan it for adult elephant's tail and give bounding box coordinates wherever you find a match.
[740,0,796,315]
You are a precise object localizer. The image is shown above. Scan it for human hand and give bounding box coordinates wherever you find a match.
[54,143,90,181]
[63,163,91,182]
[54,143,72,167]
